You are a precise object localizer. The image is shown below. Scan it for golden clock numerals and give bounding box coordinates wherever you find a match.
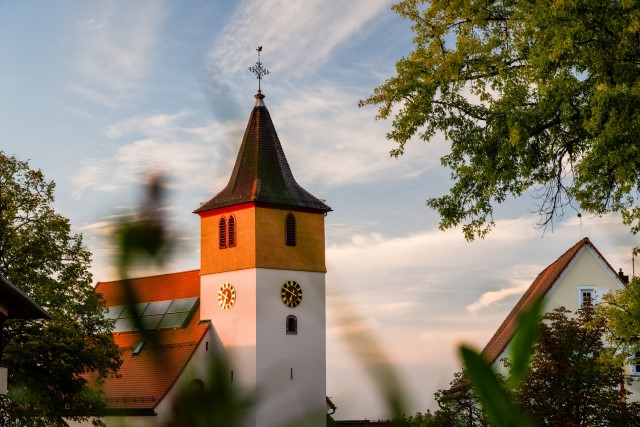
[281,280,302,308]
[218,283,236,310]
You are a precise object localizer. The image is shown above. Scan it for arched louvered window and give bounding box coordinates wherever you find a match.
[286,315,297,335]
[228,215,236,247]
[285,213,296,246]
[219,217,227,249]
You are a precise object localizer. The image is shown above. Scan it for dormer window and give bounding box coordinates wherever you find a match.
[285,213,296,246]
[228,215,236,248]
[219,217,227,249]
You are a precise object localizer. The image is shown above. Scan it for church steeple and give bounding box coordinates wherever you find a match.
[195,93,331,213]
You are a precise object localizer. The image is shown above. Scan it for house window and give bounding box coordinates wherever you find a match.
[286,315,297,335]
[579,287,595,308]
[634,352,640,376]
[285,213,296,246]
[228,215,236,247]
[219,217,227,249]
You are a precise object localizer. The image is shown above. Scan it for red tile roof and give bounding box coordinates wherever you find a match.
[92,269,210,411]
[96,269,200,305]
[481,237,620,364]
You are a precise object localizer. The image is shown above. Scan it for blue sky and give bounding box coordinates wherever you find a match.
[1,0,637,420]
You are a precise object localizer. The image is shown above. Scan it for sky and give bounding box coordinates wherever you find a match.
[1,0,638,421]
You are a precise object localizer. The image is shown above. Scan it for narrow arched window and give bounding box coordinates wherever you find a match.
[286,315,297,335]
[219,217,227,249]
[285,213,296,246]
[228,215,236,247]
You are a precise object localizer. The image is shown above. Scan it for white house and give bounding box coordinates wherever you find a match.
[482,237,639,396]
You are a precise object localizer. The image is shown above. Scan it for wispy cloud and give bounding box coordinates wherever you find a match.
[79,220,117,237]
[208,0,391,78]
[226,83,442,191]
[465,283,530,314]
[72,111,244,197]
[70,2,168,107]
[105,111,194,139]
[71,159,119,197]
[76,18,106,31]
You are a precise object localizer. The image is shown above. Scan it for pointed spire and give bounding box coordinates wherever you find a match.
[194,95,331,214]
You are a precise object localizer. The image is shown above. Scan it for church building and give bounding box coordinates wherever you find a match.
[81,89,332,427]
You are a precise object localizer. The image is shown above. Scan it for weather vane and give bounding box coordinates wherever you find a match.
[248,46,270,93]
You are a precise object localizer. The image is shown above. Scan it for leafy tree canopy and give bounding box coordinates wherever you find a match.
[429,370,488,426]
[361,0,640,240]
[0,152,121,426]
[512,307,640,426]
[597,276,640,363]
[417,306,640,426]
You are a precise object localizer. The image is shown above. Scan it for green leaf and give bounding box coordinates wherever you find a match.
[508,297,544,388]
[460,345,532,427]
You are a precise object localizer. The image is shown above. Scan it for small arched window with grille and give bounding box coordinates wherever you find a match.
[285,213,296,246]
[219,217,227,249]
[228,215,236,247]
[286,315,297,335]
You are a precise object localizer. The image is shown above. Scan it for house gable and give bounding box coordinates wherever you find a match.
[482,237,625,365]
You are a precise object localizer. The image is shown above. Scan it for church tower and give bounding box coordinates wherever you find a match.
[195,90,331,427]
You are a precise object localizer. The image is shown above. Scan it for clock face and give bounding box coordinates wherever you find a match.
[218,283,236,310]
[281,280,302,308]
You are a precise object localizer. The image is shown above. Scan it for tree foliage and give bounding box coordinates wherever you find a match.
[361,0,640,240]
[597,276,640,365]
[430,371,488,426]
[512,307,640,426]
[0,152,121,426]
[421,306,640,426]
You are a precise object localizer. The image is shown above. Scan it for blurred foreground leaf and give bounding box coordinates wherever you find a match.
[508,298,543,388]
[460,346,533,427]
[163,351,254,427]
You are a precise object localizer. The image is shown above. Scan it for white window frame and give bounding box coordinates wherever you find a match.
[633,352,640,377]
[577,286,599,308]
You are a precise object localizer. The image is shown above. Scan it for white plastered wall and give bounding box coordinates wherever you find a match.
[255,268,326,427]
[201,268,326,427]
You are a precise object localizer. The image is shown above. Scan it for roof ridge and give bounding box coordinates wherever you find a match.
[96,269,199,286]
[527,237,590,283]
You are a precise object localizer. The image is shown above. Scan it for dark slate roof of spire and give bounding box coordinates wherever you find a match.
[195,93,331,213]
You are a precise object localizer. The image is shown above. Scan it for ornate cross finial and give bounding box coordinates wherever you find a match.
[248,46,270,93]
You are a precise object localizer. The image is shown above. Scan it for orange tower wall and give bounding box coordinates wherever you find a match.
[199,203,326,275]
